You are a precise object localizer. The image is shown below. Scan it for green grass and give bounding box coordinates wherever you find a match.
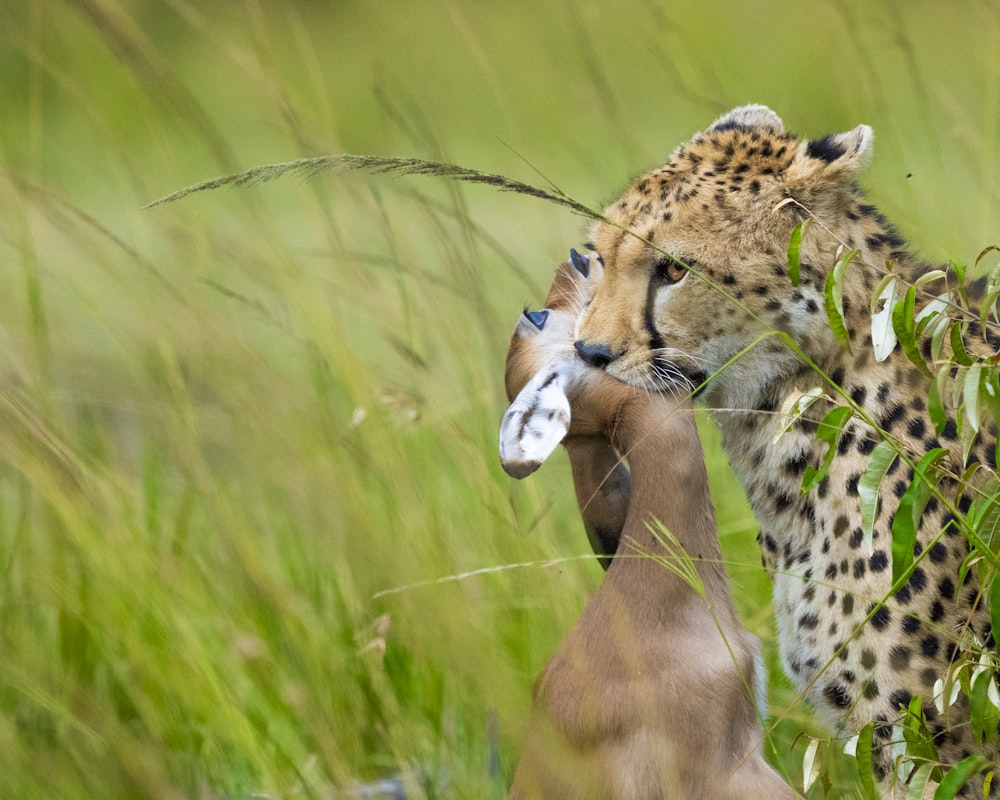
[1,1,998,797]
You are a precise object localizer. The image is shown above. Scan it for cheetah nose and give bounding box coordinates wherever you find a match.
[575,340,617,369]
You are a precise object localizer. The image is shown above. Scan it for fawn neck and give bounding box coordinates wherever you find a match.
[605,396,737,624]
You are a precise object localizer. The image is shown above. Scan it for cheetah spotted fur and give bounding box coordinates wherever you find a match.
[574,105,998,797]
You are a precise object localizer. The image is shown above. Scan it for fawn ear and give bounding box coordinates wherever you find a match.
[706,104,785,134]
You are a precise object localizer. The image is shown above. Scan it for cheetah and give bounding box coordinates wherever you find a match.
[573,105,998,797]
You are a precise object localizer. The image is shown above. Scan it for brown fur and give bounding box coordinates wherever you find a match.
[506,261,798,800]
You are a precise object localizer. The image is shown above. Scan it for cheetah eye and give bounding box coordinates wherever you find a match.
[652,256,687,285]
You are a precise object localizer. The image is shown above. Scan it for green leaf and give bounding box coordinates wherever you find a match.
[892,283,932,377]
[971,481,1000,534]
[934,755,987,799]
[787,219,810,287]
[855,722,880,800]
[802,737,820,793]
[801,405,854,494]
[983,371,1000,433]
[965,363,983,433]
[950,322,973,366]
[971,668,1000,744]
[901,695,941,770]
[914,269,950,287]
[907,764,937,800]
[892,448,948,586]
[824,248,857,351]
[774,387,824,442]
[975,246,1000,271]
[859,441,897,553]
[991,571,1000,667]
[929,370,948,436]
[930,306,952,362]
[980,259,1000,330]
[914,294,949,342]
[871,275,899,362]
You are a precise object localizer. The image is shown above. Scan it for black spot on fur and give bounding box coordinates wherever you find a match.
[877,404,905,431]
[889,689,913,711]
[928,541,947,564]
[958,493,973,515]
[823,682,852,709]
[783,451,808,474]
[901,614,921,634]
[774,491,795,512]
[908,567,928,594]
[837,428,856,455]
[870,604,891,630]
[889,646,911,671]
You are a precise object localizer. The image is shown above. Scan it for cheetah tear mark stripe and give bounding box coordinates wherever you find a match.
[499,361,573,479]
[644,277,666,352]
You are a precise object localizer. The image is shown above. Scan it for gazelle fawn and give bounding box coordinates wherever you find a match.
[499,252,798,800]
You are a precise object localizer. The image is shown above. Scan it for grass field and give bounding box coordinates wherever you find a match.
[2,1,999,797]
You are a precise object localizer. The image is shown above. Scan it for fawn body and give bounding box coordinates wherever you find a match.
[500,255,797,799]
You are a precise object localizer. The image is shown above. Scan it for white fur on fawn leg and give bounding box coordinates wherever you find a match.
[498,362,574,479]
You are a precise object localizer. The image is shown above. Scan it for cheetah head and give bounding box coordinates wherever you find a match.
[575,104,874,407]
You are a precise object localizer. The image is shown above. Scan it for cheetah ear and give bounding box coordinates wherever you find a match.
[787,124,874,189]
[707,104,785,134]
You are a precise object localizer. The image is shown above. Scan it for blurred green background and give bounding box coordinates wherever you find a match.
[1,1,997,797]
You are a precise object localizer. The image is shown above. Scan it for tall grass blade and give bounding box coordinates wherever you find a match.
[145,155,601,219]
